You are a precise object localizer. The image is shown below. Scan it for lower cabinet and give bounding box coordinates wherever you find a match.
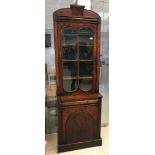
[58,98,102,152]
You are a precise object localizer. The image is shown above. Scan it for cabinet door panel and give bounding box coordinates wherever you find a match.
[79,61,93,77]
[61,104,99,143]
[63,61,78,92]
[79,27,93,60]
[79,45,93,60]
[62,27,78,60]
[79,78,93,91]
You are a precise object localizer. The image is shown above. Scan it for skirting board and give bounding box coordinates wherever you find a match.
[58,138,102,153]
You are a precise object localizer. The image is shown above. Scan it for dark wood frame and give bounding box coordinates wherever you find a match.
[53,4,102,153]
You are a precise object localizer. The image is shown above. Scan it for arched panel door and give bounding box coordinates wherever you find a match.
[65,111,97,143]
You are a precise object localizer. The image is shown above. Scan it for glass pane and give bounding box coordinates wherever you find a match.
[79,62,93,77]
[79,28,93,60]
[63,79,78,92]
[79,79,93,91]
[62,46,77,60]
[79,45,93,60]
[63,61,78,92]
[62,27,77,60]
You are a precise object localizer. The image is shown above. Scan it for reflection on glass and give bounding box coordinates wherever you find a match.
[79,62,93,77]
[63,61,78,91]
[79,45,93,60]
[62,45,77,60]
[62,27,77,60]
[79,28,93,46]
[79,79,93,91]
[63,79,78,92]
[79,28,93,60]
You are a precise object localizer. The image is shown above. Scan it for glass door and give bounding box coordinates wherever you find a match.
[79,28,93,91]
[62,27,94,92]
[62,27,78,92]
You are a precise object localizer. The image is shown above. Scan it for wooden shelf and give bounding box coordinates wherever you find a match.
[62,44,76,46]
[63,59,78,62]
[63,34,77,36]
[63,59,93,62]
[79,60,93,62]
[79,45,93,46]
[79,76,93,79]
[63,33,92,36]
[63,76,93,80]
[63,76,77,80]
[62,44,93,47]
